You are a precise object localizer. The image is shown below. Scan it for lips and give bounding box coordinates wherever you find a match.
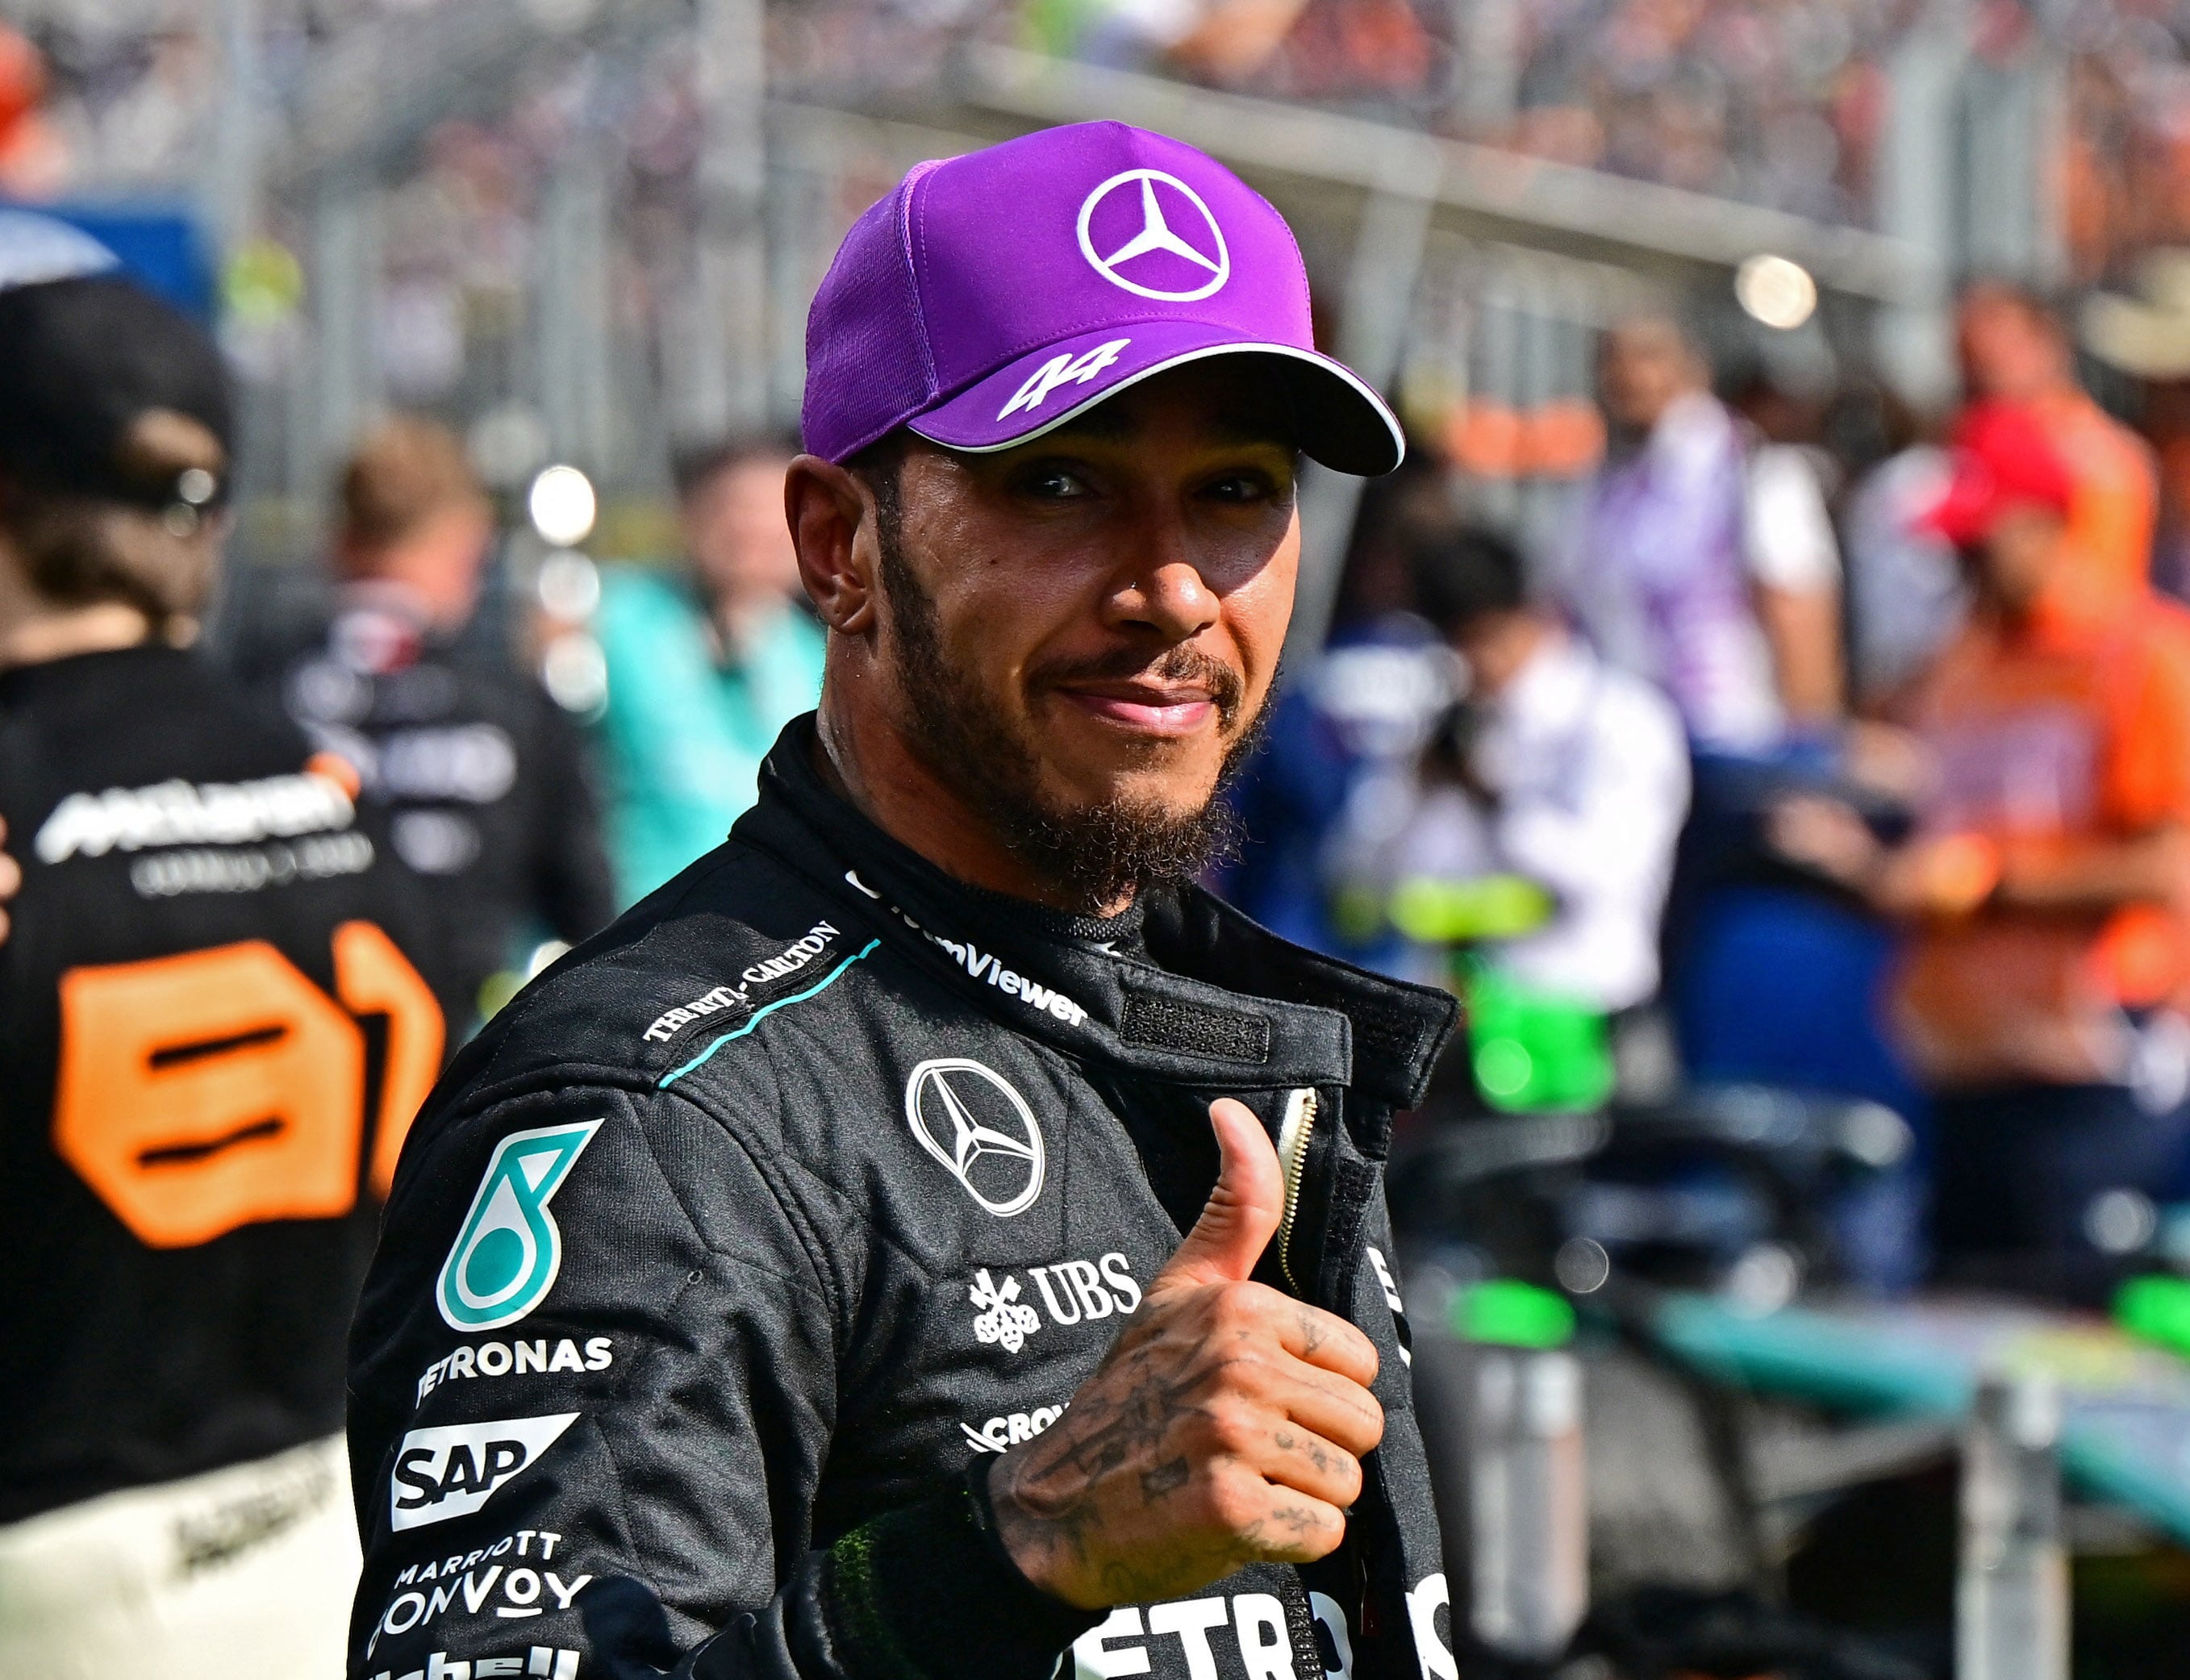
[1053,682,1218,737]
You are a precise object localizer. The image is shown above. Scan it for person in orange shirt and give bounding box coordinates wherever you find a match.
[1772,403,2190,1299]
[1958,281,2158,619]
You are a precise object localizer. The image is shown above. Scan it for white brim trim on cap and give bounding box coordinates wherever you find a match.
[908,340,1405,477]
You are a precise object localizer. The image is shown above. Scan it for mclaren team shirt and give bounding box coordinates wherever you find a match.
[0,644,445,1523]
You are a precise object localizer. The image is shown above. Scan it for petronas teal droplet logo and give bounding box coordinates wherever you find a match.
[436,1121,603,1332]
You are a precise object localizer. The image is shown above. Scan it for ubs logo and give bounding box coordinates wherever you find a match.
[904,1057,1045,1217]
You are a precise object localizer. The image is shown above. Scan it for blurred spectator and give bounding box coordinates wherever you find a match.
[1553,312,1842,752]
[1773,404,2190,1299]
[1957,281,2157,619]
[249,416,615,1033]
[1839,388,1962,711]
[0,271,441,1676]
[590,434,825,904]
[1336,523,1690,1016]
[2079,248,2190,601]
[1219,449,1460,959]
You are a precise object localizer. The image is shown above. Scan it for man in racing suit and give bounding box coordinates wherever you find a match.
[348,122,1459,1680]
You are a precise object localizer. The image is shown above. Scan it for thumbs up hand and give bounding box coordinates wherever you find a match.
[991,1099,1383,1610]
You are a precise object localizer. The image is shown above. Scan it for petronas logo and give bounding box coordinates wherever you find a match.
[436,1121,603,1332]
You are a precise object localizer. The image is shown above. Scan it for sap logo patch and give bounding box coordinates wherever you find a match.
[437,1122,601,1332]
[390,1414,579,1532]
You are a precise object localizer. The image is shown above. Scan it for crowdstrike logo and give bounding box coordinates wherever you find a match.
[388,1413,579,1532]
[962,1399,1069,1453]
[436,1122,601,1332]
[906,1058,1045,1216]
[1076,169,1230,302]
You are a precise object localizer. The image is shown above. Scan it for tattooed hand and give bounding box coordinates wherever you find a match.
[990,1098,1383,1610]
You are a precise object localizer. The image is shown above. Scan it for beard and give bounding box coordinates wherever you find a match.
[876,526,1265,913]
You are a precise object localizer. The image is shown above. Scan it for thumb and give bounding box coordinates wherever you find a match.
[1158,1098,1286,1290]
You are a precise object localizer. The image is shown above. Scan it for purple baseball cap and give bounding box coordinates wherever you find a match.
[802,121,1403,476]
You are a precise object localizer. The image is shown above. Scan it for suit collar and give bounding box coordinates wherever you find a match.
[739,716,1454,1122]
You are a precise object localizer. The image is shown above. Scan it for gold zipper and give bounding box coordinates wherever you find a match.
[1274,1086,1317,1293]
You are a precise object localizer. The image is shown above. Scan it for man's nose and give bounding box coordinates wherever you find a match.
[1104,524,1220,642]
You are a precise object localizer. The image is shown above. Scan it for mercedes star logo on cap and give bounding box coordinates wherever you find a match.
[1076,169,1231,303]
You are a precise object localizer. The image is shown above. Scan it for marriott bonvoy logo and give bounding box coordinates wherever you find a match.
[844,870,1090,1027]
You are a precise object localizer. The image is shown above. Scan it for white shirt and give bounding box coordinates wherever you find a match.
[1338,632,1691,1011]
[1556,391,1788,751]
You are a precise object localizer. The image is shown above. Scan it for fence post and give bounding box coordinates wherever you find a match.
[1957,1372,2068,1680]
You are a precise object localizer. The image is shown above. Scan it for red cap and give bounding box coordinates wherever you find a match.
[1918,401,2075,544]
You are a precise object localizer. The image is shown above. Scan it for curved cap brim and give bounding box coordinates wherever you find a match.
[904,319,1404,476]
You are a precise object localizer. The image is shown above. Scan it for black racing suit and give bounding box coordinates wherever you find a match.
[248,588,616,1033]
[0,645,445,1524]
[347,716,1459,1680]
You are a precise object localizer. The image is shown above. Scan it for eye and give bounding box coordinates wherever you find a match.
[1201,467,1287,506]
[1012,462,1095,501]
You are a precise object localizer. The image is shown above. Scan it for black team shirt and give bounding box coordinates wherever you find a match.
[0,645,445,1522]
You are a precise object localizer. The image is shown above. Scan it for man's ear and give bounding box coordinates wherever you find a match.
[786,454,878,636]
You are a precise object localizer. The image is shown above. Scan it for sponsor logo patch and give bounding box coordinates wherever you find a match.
[364,1646,579,1680]
[844,870,1090,1028]
[1366,1244,1412,1368]
[34,768,357,864]
[968,1253,1141,1353]
[389,1414,578,1532]
[437,1123,601,1332]
[1073,1590,1345,1680]
[641,922,841,1044]
[962,1401,1069,1453]
[1075,169,1232,302]
[415,1338,614,1407]
[907,1058,1045,1216]
[366,1528,593,1653]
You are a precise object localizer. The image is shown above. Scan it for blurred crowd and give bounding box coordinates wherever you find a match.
[1223,265,2190,1305]
[31,1,2190,281]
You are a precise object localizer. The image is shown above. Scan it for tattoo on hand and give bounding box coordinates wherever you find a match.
[1296,1309,1326,1356]
[1141,1457,1190,1502]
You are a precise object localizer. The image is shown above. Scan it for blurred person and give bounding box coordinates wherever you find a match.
[1838,388,1961,711]
[1554,312,1842,752]
[590,432,825,903]
[1330,526,1687,1115]
[344,123,1457,1680]
[1218,448,1462,958]
[1957,280,2156,617]
[2078,249,2190,602]
[1772,403,2190,1299]
[261,415,615,1033]
[0,273,444,1676]
[1369,525,1690,1010]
